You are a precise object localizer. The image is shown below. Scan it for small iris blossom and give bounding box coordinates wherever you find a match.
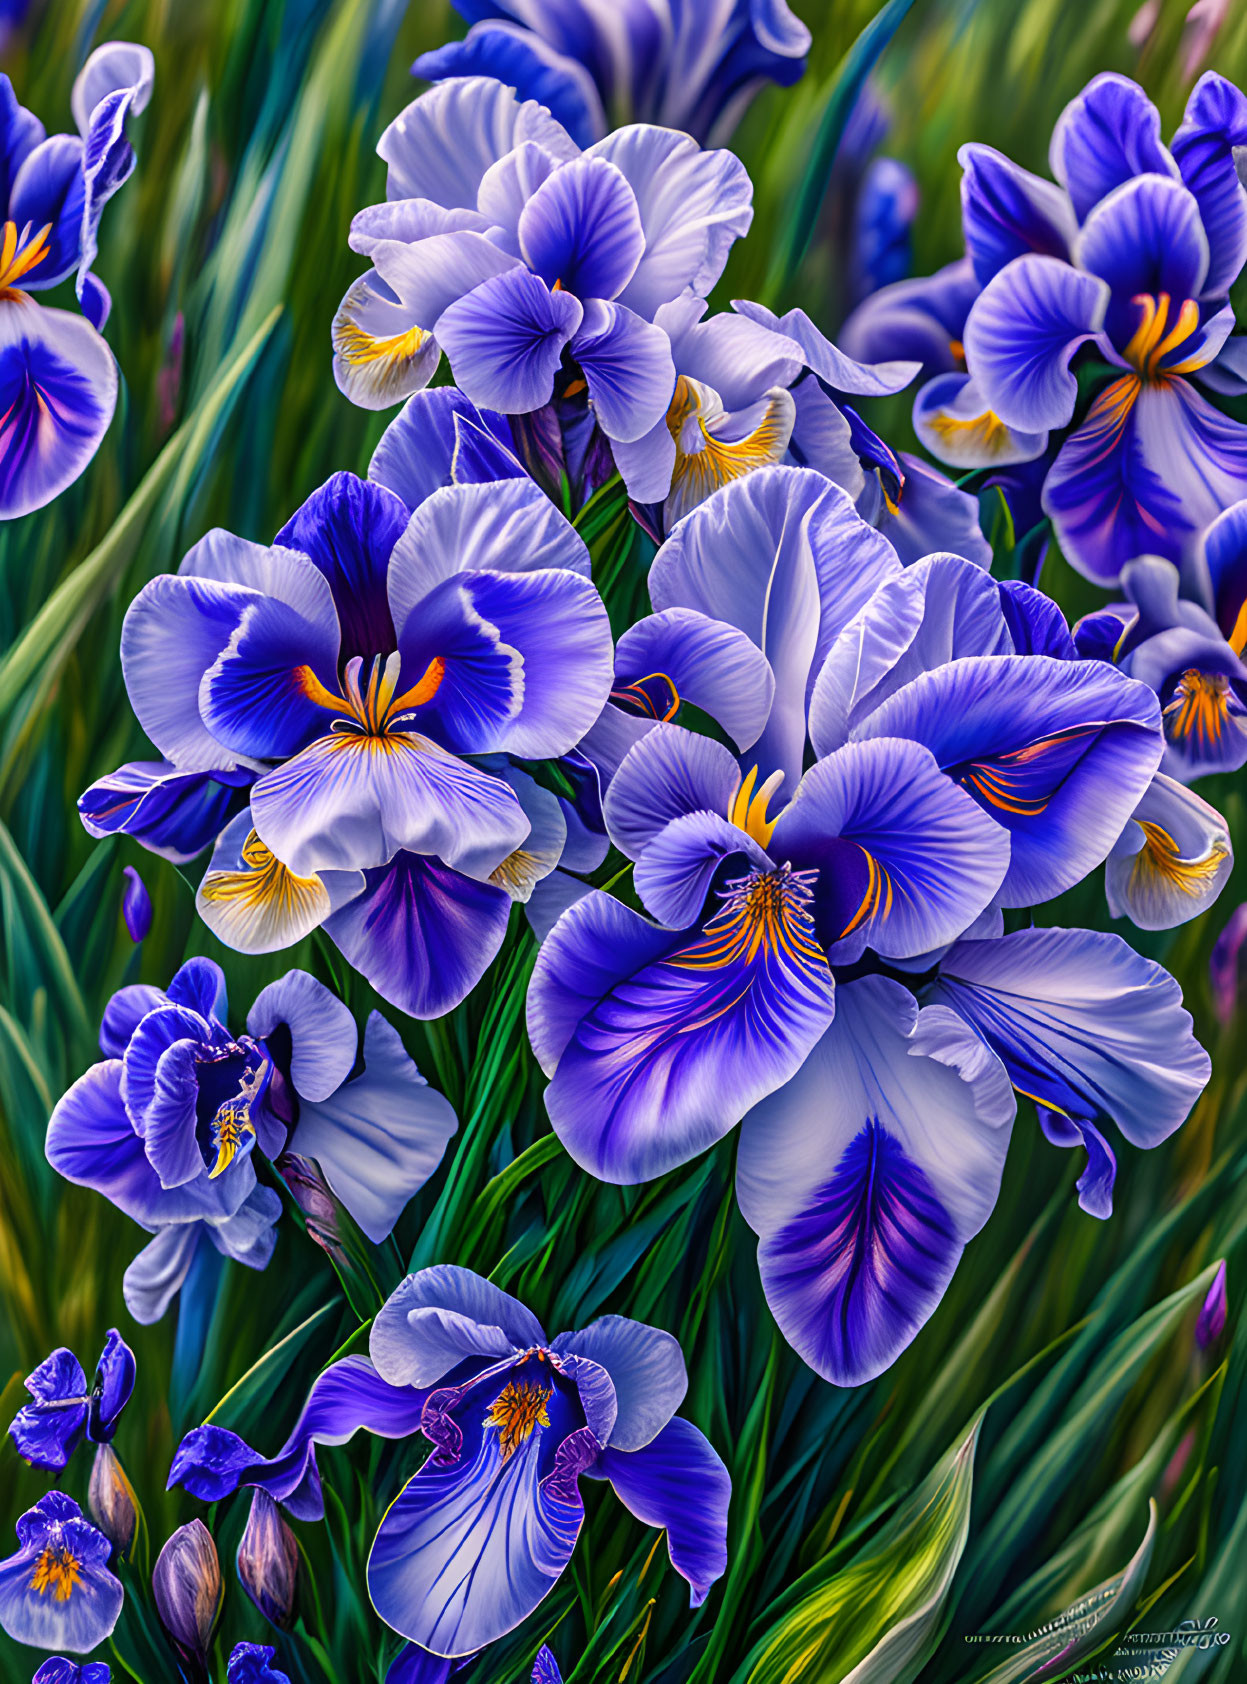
[847,71,1247,584]
[526,466,1211,1385]
[0,1494,122,1655]
[78,468,614,1017]
[31,1660,112,1684]
[227,1648,289,1684]
[331,75,752,492]
[8,1329,135,1473]
[168,1266,730,1659]
[0,42,152,518]
[45,958,457,1320]
[413,0,810,147]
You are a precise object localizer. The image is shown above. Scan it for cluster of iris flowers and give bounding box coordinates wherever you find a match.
[5,4,1244,1679]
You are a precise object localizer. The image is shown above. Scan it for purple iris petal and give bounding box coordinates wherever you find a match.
[0,1492,122,1655]
[0,298,117,518]
[771,738,1011,961]
[7,134,85,288]
[957,143,1077,287]
[89,1329,136,1442]
[1172,73,1247,299]
[369,389,524,510]
[875,451,994,568]
[33,1659,113,1684]
[737,974,1015,1385]
[287,1013,457,1243]
[854,653,1163,905]
[166,955,230,1022]
[370,1265,545,1388]
[1107,775,1231,929]
[121,1226,203,1325]
[614,608,776,752]
[1049,72,1179,225]
[1076,174,1209,347]
[963,254,1108,432]
[74,44,154,310]
[99,983,166,1056]
[518,154,643,298]
[531,1649,563,1684]
[1201,498,1247,636]
[170,1355,429,1520]
[436,267,583,414]
[528,883,835,1184]
[179,528,343,632]
[571,297,675,442]
[601,724,742,861]
[415,26,604,151]
[198,595,342,762]
[929,925,1211,1152]
[587,1416,730,1603]
[913,370,1048,470]
[997,579,1076,658]
[551,1316,686,1451]
[121,1003,221,1188]
[246,969,356,1106]
[275,472,407,666]
[121,865,152,942]
[0,76,45,209]
[324,852,511,1020]
[732,298,918,396]
[227,1644,291,1684]
[79,759,253,864]
[632,809,770,928]
[839,258,979,378]
[586,127,752,320]
[1040,1109,1117,1218]
[8,1349,89,1472]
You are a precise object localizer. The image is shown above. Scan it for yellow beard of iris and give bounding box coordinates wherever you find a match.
[29,1544,81,1601]
[485,1380,552,1462]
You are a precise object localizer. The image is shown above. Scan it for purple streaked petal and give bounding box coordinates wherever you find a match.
[324,852,511,1020]
[962,255,1109,432]
[436,267,582,413]
[99,983,166,1057]
[246,969,357,1102]
[0,1499,122,1653]
[572,297,675,442]
[587,127,753,320]
[8,1349,89,1472]
[369,389,524,511]
[877,450,994,568]
[0,78,46,209]
[601,723,741,860]
[288,1013,456,1243]
[79,760,252,865]
[662,298,804,410]
[167,957,229,1023]
[377,78,578,208]
[178,529,340,630]
[206,1185,282,1268]
[0,298,117,519]
[736,974,1014,1384]
[418,27,604,151]
[552,1316,685,1450]
[632,808,771,928]
[368,231,520,334]
[274,472,407,666]
[839,259,979,378]
[913,371,1048,470]
[1075,174,1209,345]
[853,654,1163,905]
[587,1417,729,1602]
[733,298,919,396]
[614,608,775,751]
[371,1267,541,1392]
[930,925,1210,1150]
[1172,72,1247,299]
[957,143,1077,287]
[199,595,341,762]
[1106,773,1232,930]
[1049,73,1179,224]
[528,883,835,1183]
[997,578,1076,658]
[518,154,643,298]
[6,135,85,290]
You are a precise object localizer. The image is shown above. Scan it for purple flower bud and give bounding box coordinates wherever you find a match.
[277,1153,347,1265]
[153,1519,221,1666]
[236,1489,298,1629]
[1197,1260,1228,1349]
[121,865,152,942]
[1211,903,1247,1026]
[88,1443,138,1557]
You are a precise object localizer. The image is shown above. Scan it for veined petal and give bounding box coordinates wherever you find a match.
[930,926,1209,1149]
[572,297,675,443]
[853,654,1163,905]
[587,1418,729,1602]
[962,255,1109,432]
[0,298,117,519]
[333,271,440,411]
[551,1317,685,1451]
[78,759,251,864]
[732,298,918,395]
[369,388,524,511]
[1049,73,1179,224]
[771,738,1010,960]
[613,607,776,752]
[415,29,604,153]
[839,258,979,378]
[435,266,583,413]
[1075,174,1209,345]
[666,299,804,410]
[518,154,644,298]
[913,371,1048,469]
[324,852,512,1020]
[196,810,363,954]
[602,723,742,860]
[370,1266,544,1390]
[1106,773,1232,930]
[877,450,994,569]
[274,473,406,666]
[1171,72,1247,299]
[528,882,835,1184]
[736,974,1015,1385]
[246,969,357,1101]
[0,1500,123,1654]
[656,375,794,524]
[632,808,772,928]
[289,1014,457,1243]
[957,143,1077,287]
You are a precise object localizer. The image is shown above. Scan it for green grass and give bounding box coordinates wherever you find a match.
[1,0,1245,1680]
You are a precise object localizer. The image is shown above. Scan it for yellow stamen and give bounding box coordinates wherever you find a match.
[1122,293,1202,381]
[1163,669,1232,748]
[29,1545,81,1602]
[0,220,53,294]
[295,653,445,736]
[727,766,784,847]
[485,1380,551,1461]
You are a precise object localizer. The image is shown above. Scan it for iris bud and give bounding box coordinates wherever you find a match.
[236,1489,298,1628]
[1196,1260,1228,1349]
[121,866,152,942]
[153,1519,221,1670]
[88,1443,138,1557]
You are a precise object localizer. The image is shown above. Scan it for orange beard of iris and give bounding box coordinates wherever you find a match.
[485,1380,552,1461]
[29,1544,82,1601]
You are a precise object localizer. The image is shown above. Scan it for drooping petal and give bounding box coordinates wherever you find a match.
[288,1013,457,1243]
[957,143,1077,287]
[196,811,364,955]
[435,267,583,414]
[732,298,918,396]
[771,738,1010,960]
[122,1226,202,1325]
[586,127,753,319]
[571,297,675,442]
[527,885,835,1184]
[0,298,117,519]
[631,809,770,928]
[1171,72,1247,300]
[962,254,1109,432]
[332,270,440,410]
[601,723,742,860]
[551,1317,686,1451]
[587,1417,729,1602]
[324,852,512,1020]
[79,759,252,864]
[853,654,1163,905]
[377,78,577,208]
[736,974,1014,1385]
[929,925,1210,1148]
[1049,73,1179,224]
[613,608,776,752]
[73,44,155,307]
[371,1265,543,1389]
[1106,773,1232,930]
[913,371,1048,470]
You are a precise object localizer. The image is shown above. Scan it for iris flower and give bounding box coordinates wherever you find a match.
[0,1494,122,1655]
[413,1,810,147]
[80,469,613,1017]
[45,958,457,1320]
[332,76,751,482]
[8,1330,135,1473]
[227,1648,289,1684]
[169,1266,730,1658]
[526,469,1207,1384]
[31,1661,112,1684]
[0,42,151,518]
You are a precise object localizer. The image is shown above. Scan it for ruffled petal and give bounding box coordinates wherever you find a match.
[369,389,524,511]
[1171,72,1247,299]
[571,297,675,442]
[913,370,1048,470]
[415,26,604,152]
[246,969,357,1102]
[631,808,771,928]
[435,267,583,413]
[0,1507,123,1653]
[735,974,1014,1384]
[1049,73,1179,224]
[0,298,117,518]
[273,472,406,666]
[518,154,643,298]
[733,298,918,395]
[930,926,1209,1149]
[371,1266,544,1389]
[614,607,775,751]
[551,1317,685,1451]
[873,451,994,568]
[839,259,979,377]
[601,723,742,860]
[1075,174,1209,345]
[957,142,1077,287]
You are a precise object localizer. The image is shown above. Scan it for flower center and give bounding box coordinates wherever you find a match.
[486,1379,552,1461]
[728,765,784,846]
[0,220,52,294]
[196,1036,273,1179]
[29,1543,81,1601]
[676,862,822,971]
[1122,292,1202,382]
[1163,669,1238,749]
[296,651,445,738]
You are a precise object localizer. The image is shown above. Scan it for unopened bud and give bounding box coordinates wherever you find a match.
[153,1518,222,1666]
[88,1442,138,1556]
[1196,1260,1228,1349]
[237,1489,298,1628]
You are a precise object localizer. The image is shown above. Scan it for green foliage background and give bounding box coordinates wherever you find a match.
[1,0,1246,1680]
